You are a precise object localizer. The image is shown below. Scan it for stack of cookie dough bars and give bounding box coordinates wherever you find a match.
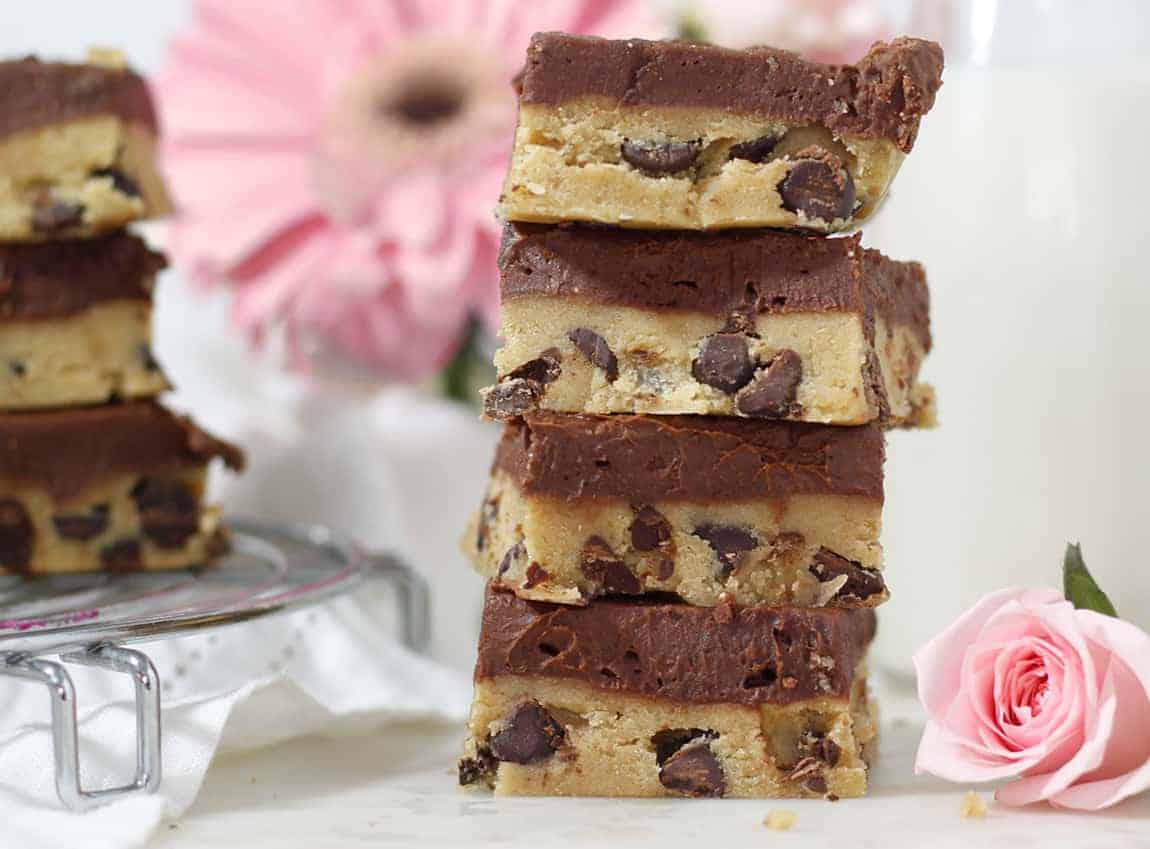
[461,32,942,799]
[0,50,243,576]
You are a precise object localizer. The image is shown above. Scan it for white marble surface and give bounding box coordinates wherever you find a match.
[154,683,1150,849]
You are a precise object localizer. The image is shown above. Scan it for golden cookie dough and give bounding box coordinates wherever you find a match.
[1,299,169,410]
[488,297,933,427]
[465,470,885,608]
[500,102,901,232]
[460,673,877,798]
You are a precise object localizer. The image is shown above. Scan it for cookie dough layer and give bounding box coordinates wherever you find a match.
[488,225,932,426]
[1,300,168,409]
[459,589,878,797]
[0,118,170,240]
[0,401,243,574]
[500,34,943,232]
[0,468,225,575]
[468,469,884,607]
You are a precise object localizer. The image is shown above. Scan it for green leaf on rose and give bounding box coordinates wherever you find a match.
[1063,542,1118,617]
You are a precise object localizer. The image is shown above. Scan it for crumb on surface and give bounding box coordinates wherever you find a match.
[763,809,796,831]
[961,791,987,819]
[87,46,127,69]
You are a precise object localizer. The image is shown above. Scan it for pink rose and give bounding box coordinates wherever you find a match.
[914,588,1150,809]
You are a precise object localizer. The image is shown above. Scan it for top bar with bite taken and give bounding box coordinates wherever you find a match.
[500,33,943,233]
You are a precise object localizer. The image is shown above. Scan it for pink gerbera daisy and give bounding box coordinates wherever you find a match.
[159,0,660,381]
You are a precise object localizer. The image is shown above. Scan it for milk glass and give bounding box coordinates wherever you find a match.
[869,0,1150,675]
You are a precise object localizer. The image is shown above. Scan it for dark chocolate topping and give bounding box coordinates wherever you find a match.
[0,57,159,138]
[494,412,884,502]
[475,586,876,706]
[0,233,166,320]
[518,33,943,152]
[500,224,930,351]
[0,402,244,501]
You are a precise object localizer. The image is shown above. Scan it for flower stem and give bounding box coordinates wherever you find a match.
[439,316,494,406]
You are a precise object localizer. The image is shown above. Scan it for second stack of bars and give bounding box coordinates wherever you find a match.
[461,33,944,798]
[1,50,241,576]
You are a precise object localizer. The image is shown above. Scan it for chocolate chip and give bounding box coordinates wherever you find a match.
[656,558,675,581]
[458,745,498,786]
[131,477,200,549]
[729,134,779,163]
[787,756,824,784]
[138,344,161,372]
[652,728,716,763]
[52,504,110,541]
[506,348,562,386]
[778,153,856,223]
[92,167,141,198]
[523,561,548,589]
[567,328,618,381]
[489,701,565,764]
[483,379,541,420]
[736,349,802,419]
[659,740,726,798]
[692,333,754,393]
[31,192,84,233]
[629,506,672,552]
[475,495,500,553]
[805,775,829,795]
[693,524,758,580]
[497,541,525,577]
[579,536,641,595]
[620,139,702,175]
[7,360,26,378]
[100,538,142,572]
[818,738,842,767]
[810,548,887,602]
[0,499,33,571]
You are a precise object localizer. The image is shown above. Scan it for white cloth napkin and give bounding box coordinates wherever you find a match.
[0,278,488,846]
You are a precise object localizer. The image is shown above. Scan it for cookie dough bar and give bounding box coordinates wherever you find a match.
[0,53,171,240]
[500,33,942,233]
[1,233,170,409]
[466,414,886,607]
[487,225,934,427]
[0,401,244,574]
[460,588,878,798]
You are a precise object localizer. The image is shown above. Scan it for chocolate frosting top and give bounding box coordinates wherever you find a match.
[0,402,244,500]
[0,233,166,320]
[500,224,930,350]
[518,33,944,152]
[0,57,158,139]
[494,412,884,502]
[475,586,876,706]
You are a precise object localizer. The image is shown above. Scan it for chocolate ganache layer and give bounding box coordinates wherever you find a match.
[500,224,930,350]
[0,402,244,500]
[475,586,877,706]
[517,33,943,152]
[0,233,166,320]
[493,412,885,503]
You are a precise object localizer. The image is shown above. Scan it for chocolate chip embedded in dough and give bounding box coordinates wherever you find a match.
[31,192,84,233]
[805,775,829,795]
[497,541,525,577]
[620,139,702,175]
[693,524,758,580]
[52,504,110,541]
[506,348,562,386]
[777,151,856,223]
[100,538,142,572]
[729,134,780,163]
[488,701,565,764]
[567,328,618,382]
[523,561,549,589]
[475,495,500,553]
[137,344,161,372]
[131,477,200,549]
[691,333,754,393]
[817,738,842,767]
[736,349,802,419]
[629,506,672,552]
[658,739,726,798]
[483,379,541,420]
[579,535,641,595]
[809,548,887,602]
[7,360,26,378]
[458,745,498,786]
[0,499,33,571]
[92,167,141,198]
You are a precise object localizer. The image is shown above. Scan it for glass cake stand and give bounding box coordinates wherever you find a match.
[0,517,428,811]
